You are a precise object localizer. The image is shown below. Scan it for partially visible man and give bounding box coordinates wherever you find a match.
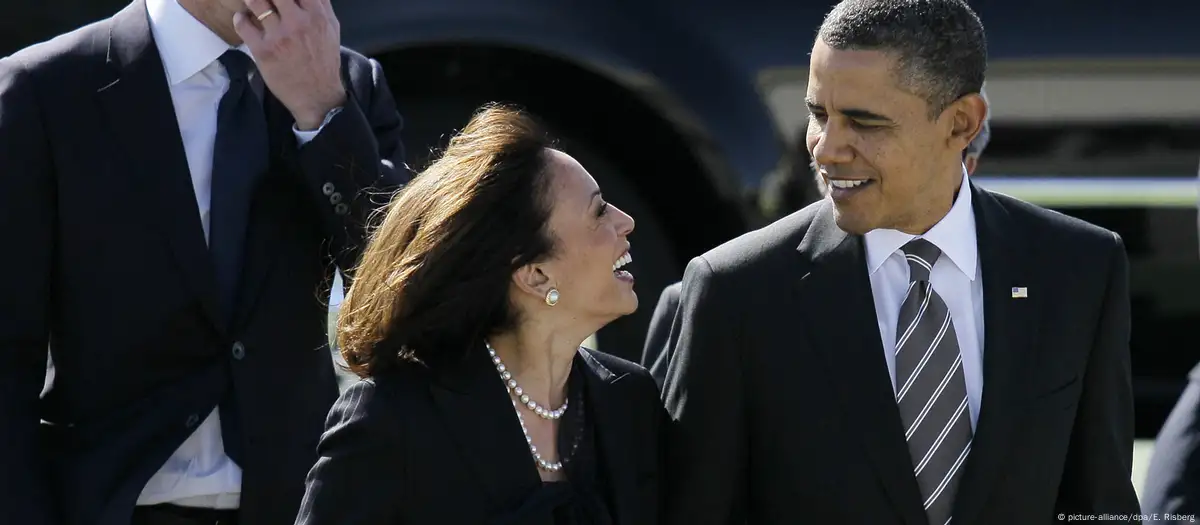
[642,281,681,388]
[659,1,1140,523]
[1141,362,1200,521]
[643,86,991,389]
[1139,160,1200,521]
[0,0,406,523]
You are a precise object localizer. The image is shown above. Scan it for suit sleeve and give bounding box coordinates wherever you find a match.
[642,282,681,389]
[661,257,747,525]
[1055,233,1141,514]
[0,57,56,525]
[1139,363,1200,519]
[295,380,405,525]
[293,56,408,275]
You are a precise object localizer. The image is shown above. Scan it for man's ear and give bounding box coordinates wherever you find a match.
[948,93,987,154]
[512,263,554,301]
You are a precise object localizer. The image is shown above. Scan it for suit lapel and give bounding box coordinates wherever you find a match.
[579,349,639,524]
[428,347,544,509]
[794,201,928,525]
[96,0,223,330]
[951,184,1041,523]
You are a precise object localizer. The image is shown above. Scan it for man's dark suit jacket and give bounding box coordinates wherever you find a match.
[1137,159,1200,517]
[660,183,1141,524]
[1133,159,1200,521]
[0,1,407,524]
[295,347,664,525]
[642,281,681,389]
[1141,361,1200,520]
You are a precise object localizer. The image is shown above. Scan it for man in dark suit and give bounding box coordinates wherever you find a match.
[1141,362,1200,521]
[1139,161,1200,520]
[642,86,994,390]
[659,1,1140,523]
[0,0,406,523]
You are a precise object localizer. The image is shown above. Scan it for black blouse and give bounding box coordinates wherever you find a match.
[491,360,615,525]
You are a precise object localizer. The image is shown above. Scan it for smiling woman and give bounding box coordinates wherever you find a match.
[297,103,665,525]
[335,104,639,376]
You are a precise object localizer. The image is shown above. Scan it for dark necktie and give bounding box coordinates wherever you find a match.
[210,49,267,465]
[210,49,267,319]
[894,239,973,525]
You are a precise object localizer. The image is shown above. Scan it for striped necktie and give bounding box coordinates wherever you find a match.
[894,238,973,525]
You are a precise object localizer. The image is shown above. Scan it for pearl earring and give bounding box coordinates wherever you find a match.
[545,288,560,306]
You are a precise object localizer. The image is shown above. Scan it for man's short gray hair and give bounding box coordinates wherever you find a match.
[817,0,988,119]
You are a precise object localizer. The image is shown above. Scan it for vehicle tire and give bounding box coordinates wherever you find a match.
[397,96,682,364]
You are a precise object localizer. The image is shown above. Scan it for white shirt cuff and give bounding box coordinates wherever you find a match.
[293,107,343,146]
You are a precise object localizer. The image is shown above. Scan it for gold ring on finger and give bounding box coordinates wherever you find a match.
[256,8,276,21]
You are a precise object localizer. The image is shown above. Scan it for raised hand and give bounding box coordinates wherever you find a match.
[233,0,347,130]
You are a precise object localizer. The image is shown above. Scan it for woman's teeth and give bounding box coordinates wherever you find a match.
[612,252,632,271]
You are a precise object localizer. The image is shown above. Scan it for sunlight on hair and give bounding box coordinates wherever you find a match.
[333,103,558,377]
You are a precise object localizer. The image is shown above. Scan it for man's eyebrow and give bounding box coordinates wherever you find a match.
[805,98,893,122]
[841,108,893,122]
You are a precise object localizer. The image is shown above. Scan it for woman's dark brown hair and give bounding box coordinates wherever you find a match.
[337,103,559,377]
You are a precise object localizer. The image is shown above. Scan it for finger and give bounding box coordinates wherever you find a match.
[232,10,265,47]
[242,0,281,30]
[271,0,302,16]
[298,0,332,18]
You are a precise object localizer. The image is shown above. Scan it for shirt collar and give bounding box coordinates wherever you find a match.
[863,168,979,281]
[146,0,253,85]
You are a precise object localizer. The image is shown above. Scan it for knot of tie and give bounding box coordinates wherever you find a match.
[901,238,941,282]
[218,49,255,82]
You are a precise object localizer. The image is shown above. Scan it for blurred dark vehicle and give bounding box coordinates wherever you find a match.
[7,0,1198,441]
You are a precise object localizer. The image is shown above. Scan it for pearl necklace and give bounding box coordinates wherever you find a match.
[486,341,581,472]
[486,341,567,420]
[509,398,564,472]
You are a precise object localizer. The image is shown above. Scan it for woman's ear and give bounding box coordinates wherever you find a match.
[512,263,554,301]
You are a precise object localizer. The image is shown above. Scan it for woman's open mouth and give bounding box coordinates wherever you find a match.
[612,252,634,283]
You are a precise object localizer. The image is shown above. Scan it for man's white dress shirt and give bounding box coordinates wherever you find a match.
[863,169,985,430]
[139,0,325,508]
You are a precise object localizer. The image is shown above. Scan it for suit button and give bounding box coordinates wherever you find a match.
[329,192,343,205]
[185,413,200,428]
[334,202,350,216]
[231,341,246,360]
[321,182,336,196]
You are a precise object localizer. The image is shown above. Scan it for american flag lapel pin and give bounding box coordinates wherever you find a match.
[1011,287,1028,299]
